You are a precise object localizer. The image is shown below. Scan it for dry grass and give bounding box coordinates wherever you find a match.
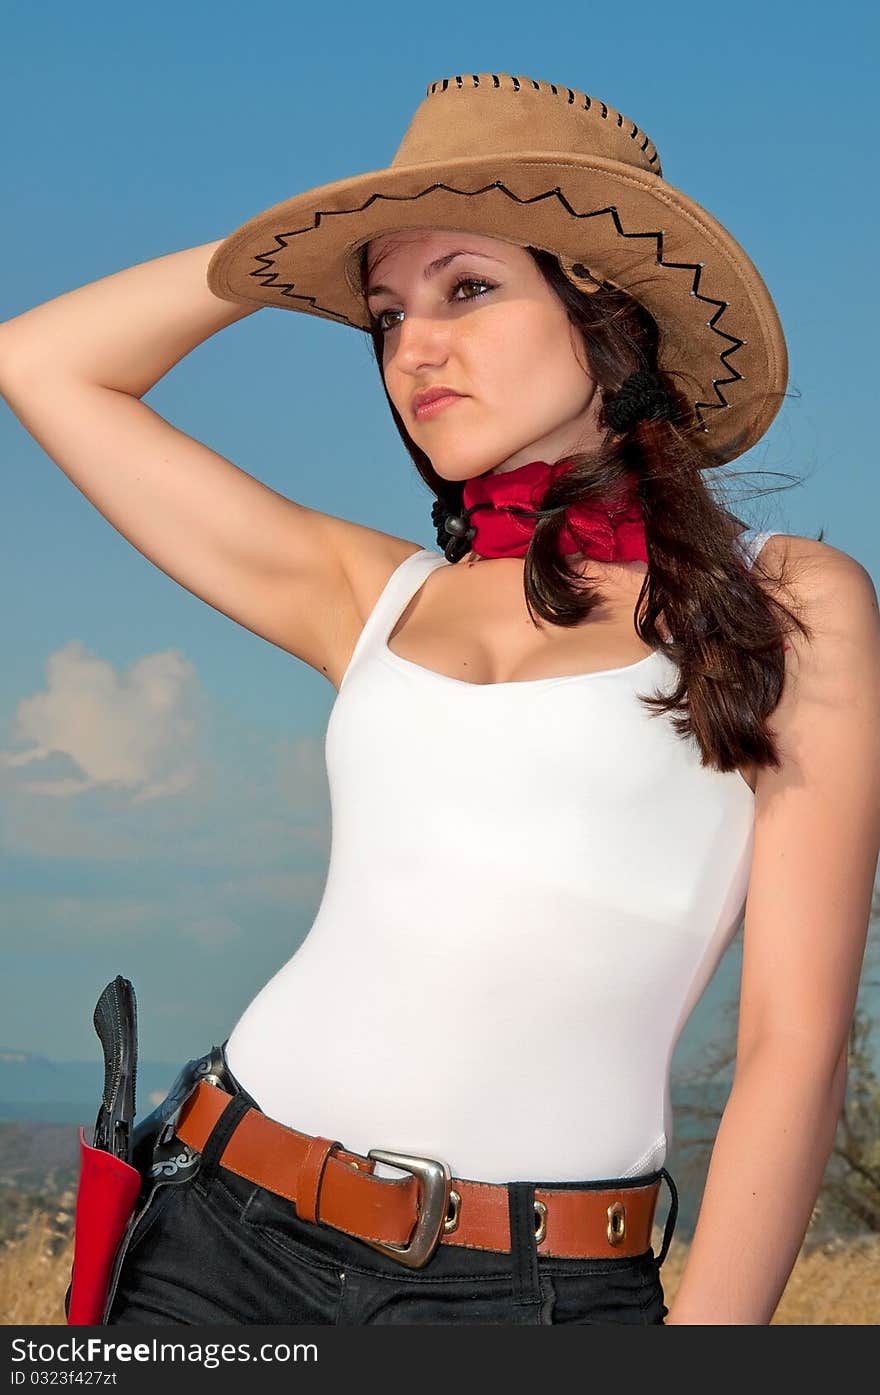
[1,1202,877,1325]
[0,1191,77,1326]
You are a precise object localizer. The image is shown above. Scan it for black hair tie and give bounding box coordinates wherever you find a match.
[604,368,675,432]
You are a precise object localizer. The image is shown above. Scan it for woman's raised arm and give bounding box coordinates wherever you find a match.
[0,242,418,682]
[0,240,257,395]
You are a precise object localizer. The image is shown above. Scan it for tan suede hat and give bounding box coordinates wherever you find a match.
[207,72,788,467]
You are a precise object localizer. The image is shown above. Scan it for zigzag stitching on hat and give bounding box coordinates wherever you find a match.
[235,261,356,326]
[424,74,660,169]
[247,180,744,430]
[661,260,747,423]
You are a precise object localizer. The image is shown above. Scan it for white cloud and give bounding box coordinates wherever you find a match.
[0,640,202,802]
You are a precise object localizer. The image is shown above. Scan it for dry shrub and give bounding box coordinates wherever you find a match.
[0,1190,75,1326]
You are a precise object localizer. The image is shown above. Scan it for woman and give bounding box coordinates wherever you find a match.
[2,73,878,1327]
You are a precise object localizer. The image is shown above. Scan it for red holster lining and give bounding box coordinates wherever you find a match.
[66,1127,142,1326]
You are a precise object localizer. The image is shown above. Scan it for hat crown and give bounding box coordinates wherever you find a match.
[391,73,663,178]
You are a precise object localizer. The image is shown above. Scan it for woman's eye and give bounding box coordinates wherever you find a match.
[373,277,495,333]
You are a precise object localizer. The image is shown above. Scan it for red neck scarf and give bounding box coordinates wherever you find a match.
[461,459,648,562]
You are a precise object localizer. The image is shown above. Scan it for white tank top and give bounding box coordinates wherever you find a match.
[225,529,780,1181]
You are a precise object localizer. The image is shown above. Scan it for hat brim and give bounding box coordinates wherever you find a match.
[207,152,787,465]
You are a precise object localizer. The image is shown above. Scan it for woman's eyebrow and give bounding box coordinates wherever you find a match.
[365,250,504,301]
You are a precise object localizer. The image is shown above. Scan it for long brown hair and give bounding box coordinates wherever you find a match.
[358,243,819,779]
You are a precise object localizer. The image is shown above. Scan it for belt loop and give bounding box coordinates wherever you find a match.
[194,1092,251,1198]
[655,1167,679,1266]
[507,1183,540,1304]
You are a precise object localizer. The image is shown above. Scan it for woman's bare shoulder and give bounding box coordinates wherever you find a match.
[750,531,867,592]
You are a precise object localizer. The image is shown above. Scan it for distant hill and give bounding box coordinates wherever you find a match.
[0,1049,186,1125]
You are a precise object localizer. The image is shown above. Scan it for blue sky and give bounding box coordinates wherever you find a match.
[1,0,877,1072]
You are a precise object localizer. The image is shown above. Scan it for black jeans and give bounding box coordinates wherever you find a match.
[105,1043,678,1326]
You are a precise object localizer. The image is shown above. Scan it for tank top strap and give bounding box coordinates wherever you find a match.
[735,528,784,571]
[339,547,448,689]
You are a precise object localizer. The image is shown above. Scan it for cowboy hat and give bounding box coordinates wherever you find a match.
[206,72,788,466]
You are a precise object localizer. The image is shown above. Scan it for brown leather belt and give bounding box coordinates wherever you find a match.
[173,1080,661,1269]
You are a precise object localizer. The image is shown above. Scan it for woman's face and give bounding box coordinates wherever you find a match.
[364,228,606,483]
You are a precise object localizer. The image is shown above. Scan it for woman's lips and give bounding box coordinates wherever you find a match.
[414,393,464,421]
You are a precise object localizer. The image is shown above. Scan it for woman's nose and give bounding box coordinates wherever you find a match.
[392,311,451,366]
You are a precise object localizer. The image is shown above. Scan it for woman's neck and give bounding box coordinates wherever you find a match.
[459,548,649,580]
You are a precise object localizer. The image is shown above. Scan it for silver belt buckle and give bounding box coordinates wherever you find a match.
[358,1148,452,1269]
